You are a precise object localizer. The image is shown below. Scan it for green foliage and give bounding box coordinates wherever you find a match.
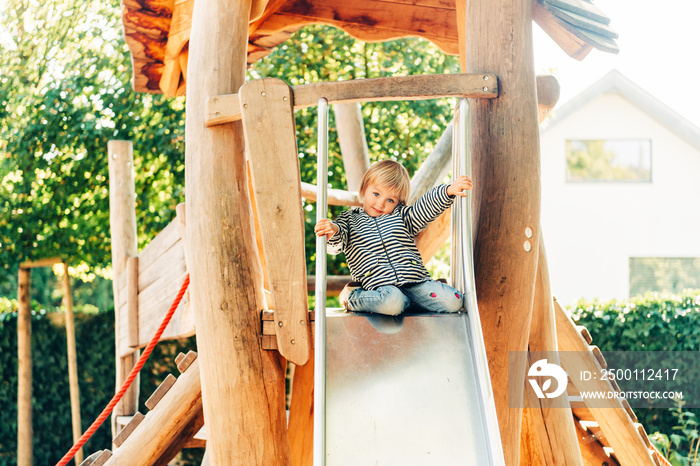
[0,0,186,284]
[569,290,700,435]
[649,401,700,465]
[0,308,199,465]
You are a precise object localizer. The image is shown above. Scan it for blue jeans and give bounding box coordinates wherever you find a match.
[346,280,463,316]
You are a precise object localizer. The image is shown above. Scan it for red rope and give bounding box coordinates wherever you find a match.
[56,274,190,466]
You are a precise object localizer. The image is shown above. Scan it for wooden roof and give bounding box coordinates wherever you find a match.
[122,0,618,96]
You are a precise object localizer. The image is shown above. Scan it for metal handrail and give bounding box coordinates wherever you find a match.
[314,97,329,466]
[451,98,505,465]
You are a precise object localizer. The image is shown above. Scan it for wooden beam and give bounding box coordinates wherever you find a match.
[524,235,583,465]
[17,267,32,466]
[459,0,542,462]
[206,73,498,126]
[19,257,62,268]
[126,256,139,349]
[334,102,370,192]
[239,78,311,365]
[554,301,656,465]
[532,0,592,61]
[263,0,459,55]
[300,182,361,207]
[62,264,84,465]
[108,140,140,435]
[184,0,290,462]
[573,417,620,466]
[103,360,203,465]
[288,353,314,466]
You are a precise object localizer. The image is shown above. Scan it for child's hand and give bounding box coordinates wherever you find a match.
[314,219,339,239]
[447,175,473,197]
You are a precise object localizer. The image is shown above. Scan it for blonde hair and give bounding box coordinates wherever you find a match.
[359,160,410,205]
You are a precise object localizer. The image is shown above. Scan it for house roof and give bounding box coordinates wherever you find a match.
[121,0,618,97]
[543,69,700,152]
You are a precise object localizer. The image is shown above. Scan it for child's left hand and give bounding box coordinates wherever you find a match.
[447,175,473,197]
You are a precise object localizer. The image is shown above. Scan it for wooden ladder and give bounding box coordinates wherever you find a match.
[80,351,203,466]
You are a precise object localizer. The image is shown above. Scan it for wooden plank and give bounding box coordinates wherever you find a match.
[126,257,139,348]
[109,140,140,424]
[257,7,458,55]
[206,73,498,126]
[590,345,607,369]
[138,238,186,298]
[543,0,610,24]
[151,408,205,466]
[576,325,592,345]
[239,78,311,365]
[175,350,198,373]
[306,275,352,296]
[19,257,62,268]
[145,374,177,410]
[525,235,583,465]
[544,3,618,39]
[300,182,362,206]
[288,351,314,466]
[118,272,194,356]
[532,0,593,61]
[90,450,113,466]
[574,419,619,466]
[555,301,655,465]
[138,218,183,288]
[113,412,145,447]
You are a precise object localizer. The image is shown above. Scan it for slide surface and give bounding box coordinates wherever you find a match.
[325,310,493,465]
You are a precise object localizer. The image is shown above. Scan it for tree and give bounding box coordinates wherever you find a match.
[0,0,187,288]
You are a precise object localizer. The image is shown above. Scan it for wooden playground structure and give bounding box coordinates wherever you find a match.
[64,0,670,464]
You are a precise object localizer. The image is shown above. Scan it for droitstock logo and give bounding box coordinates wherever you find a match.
[527,359,568,399]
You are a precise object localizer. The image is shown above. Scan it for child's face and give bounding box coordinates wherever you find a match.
[362,183,401,217]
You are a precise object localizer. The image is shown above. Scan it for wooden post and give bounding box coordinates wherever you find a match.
[62,263,84,465]
[288,351,314,466]
[333,102,370,191]
[17,267,32,466]
[458,0,542,463]
[108,140,140,434]
[523,235,582,465]
[185,0,290,463]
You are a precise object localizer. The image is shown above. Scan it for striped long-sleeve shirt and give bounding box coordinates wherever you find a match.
[328,184,455,290]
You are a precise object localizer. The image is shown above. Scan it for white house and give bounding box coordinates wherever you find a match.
[540,70,700,306]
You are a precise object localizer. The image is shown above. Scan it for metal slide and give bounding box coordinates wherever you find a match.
[315,99,505,465]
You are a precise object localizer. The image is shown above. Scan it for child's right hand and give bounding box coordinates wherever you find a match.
[314,219,339,239]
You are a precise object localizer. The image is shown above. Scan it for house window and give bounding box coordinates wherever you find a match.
[566,139,652,182]
[629,257,700,297]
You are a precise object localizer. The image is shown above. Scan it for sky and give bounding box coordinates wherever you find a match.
[532,0,700,129]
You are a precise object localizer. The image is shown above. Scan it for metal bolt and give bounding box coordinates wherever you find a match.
[524,240,532,252]
[300,320,305,325]
[111,153,118,159]
[213,98,218,104]
[215,112,220,117]
[278,321,283,327]
[483,87,489,92]
[243,103,248,109]
[525,226,533,238]
[261,91,266,96]
[283,96,288,101]
[291,339,296,345]
[483,75,489,81]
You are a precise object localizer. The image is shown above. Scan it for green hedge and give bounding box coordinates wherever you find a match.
[569,290,700,436]
[0,305,198,466]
